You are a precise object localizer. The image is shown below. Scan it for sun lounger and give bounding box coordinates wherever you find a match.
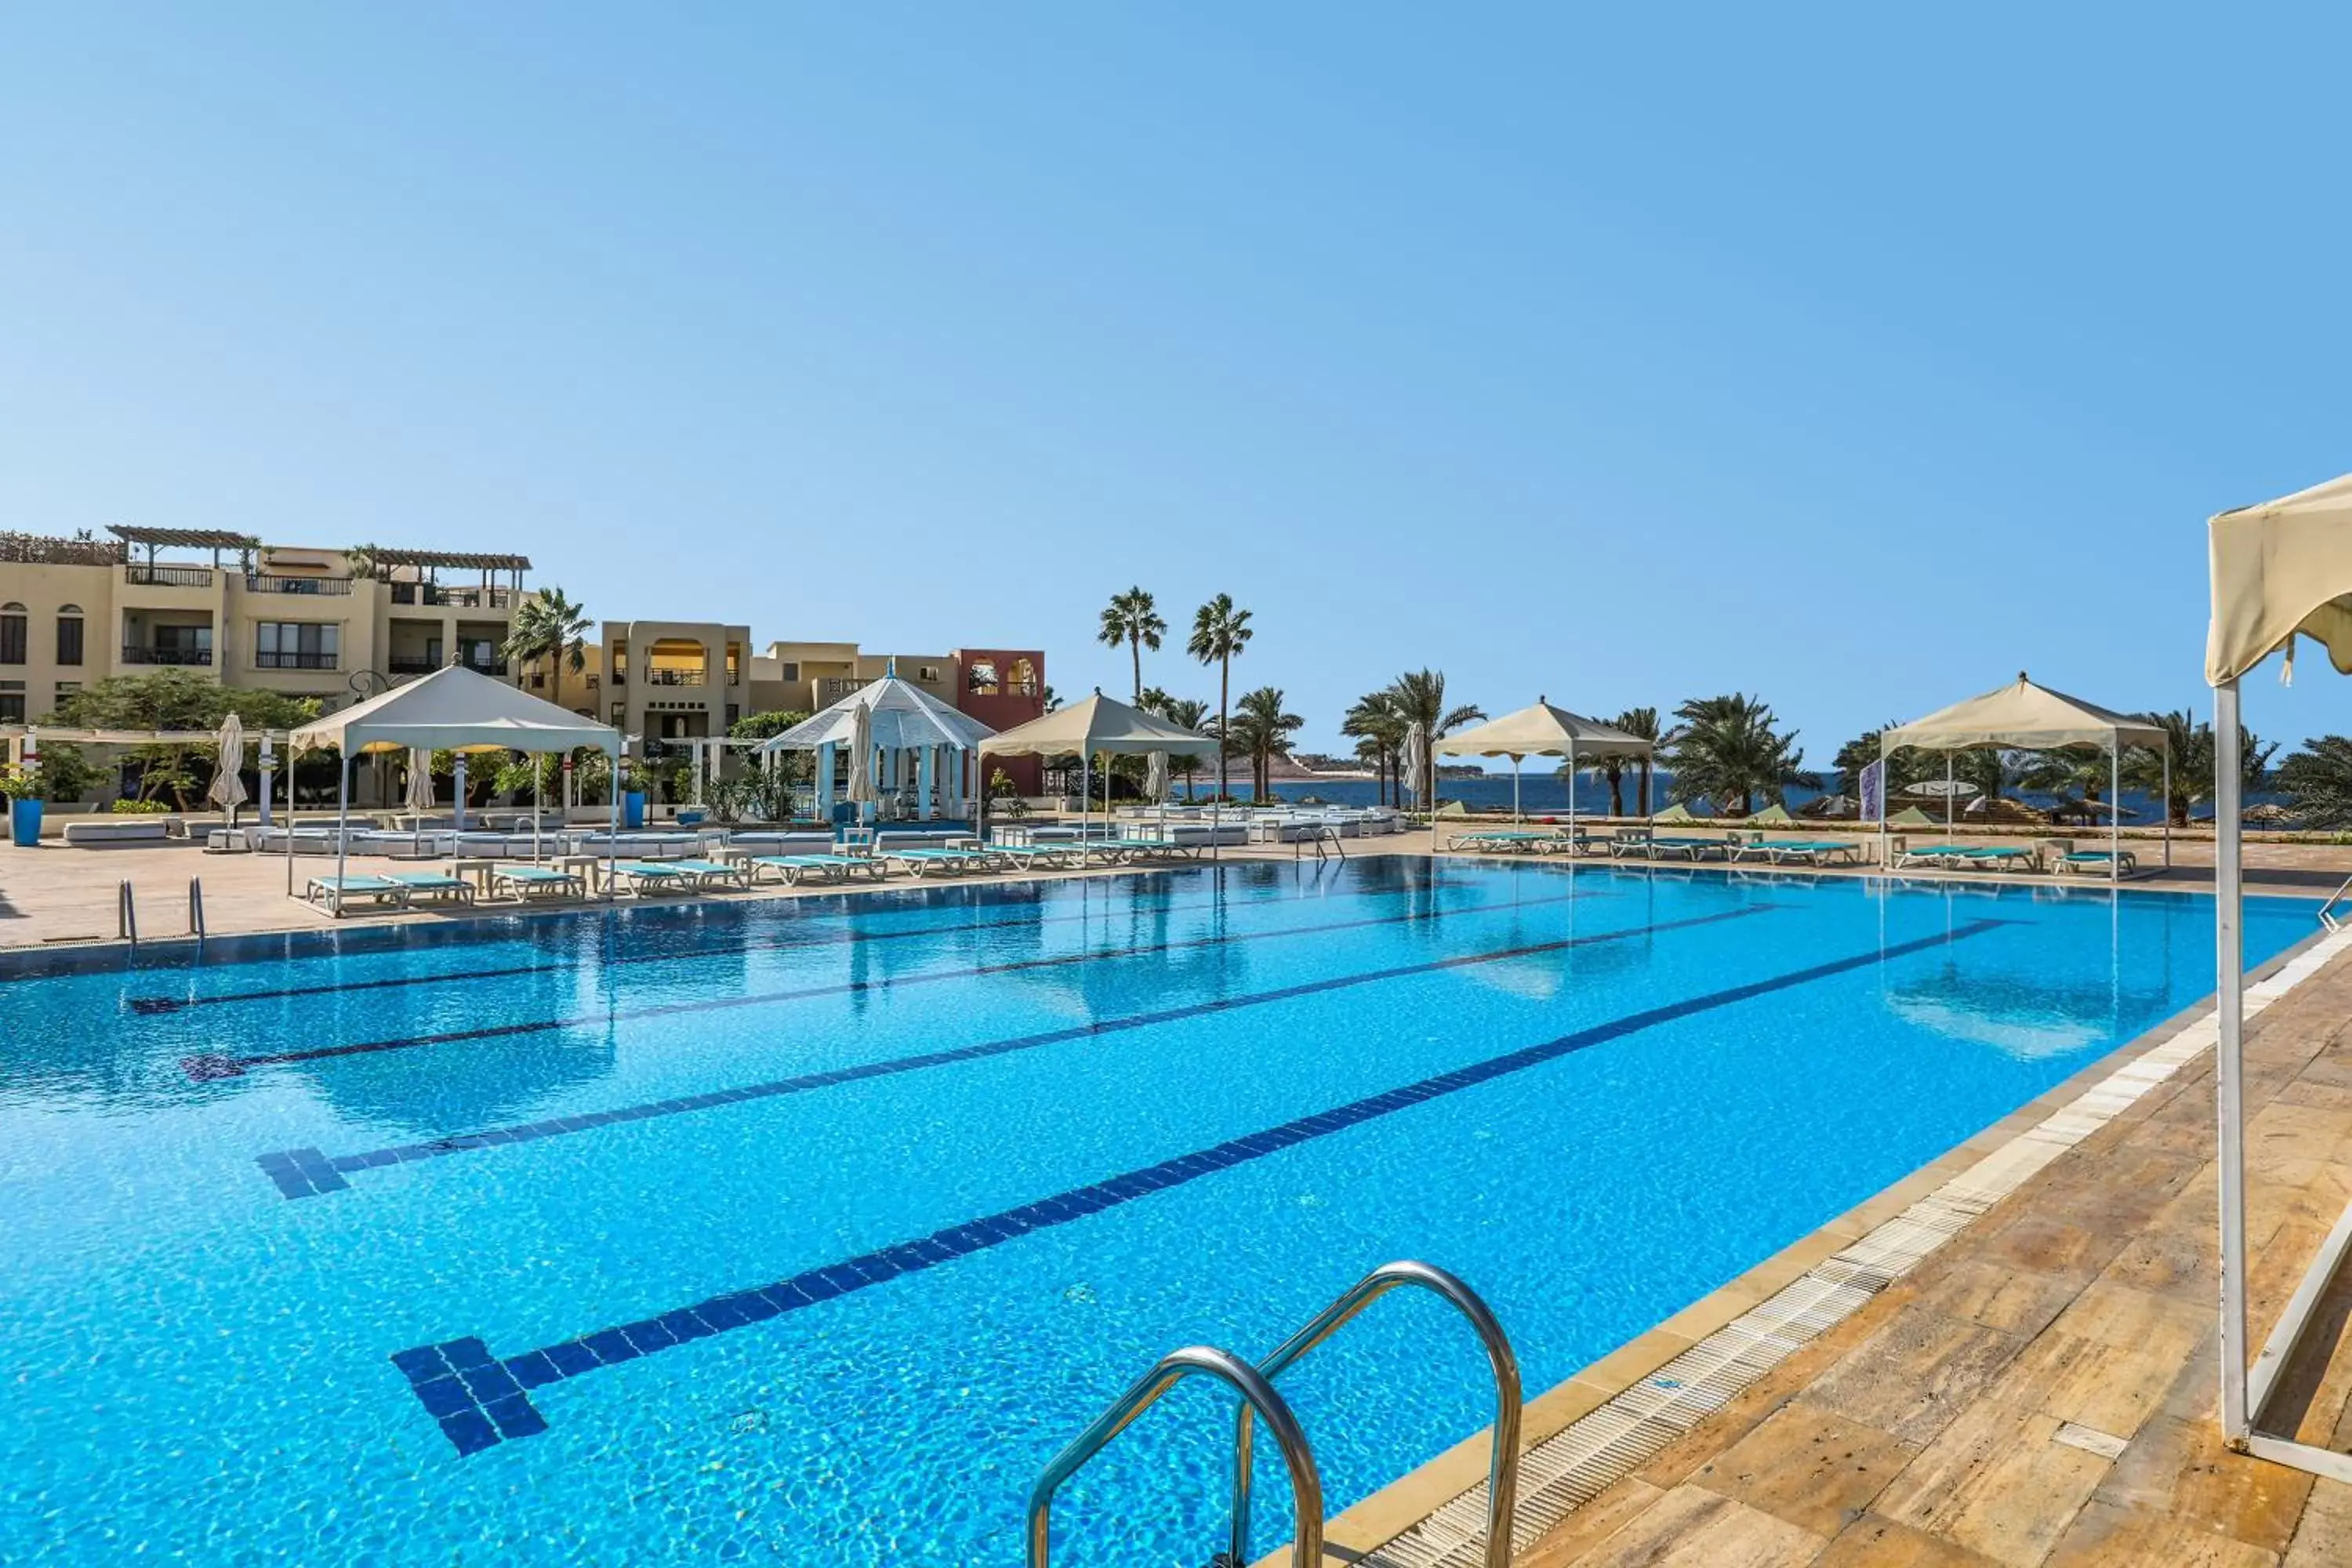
[2056,848,2136,875]
[305,874,409,909]
[607,859,702,895]
[1892,843,1972,869]
[1446,829,1561,853]
[750,854,887,886]
[885,847,994,878]
[666,857,752,890]
[989,841,1087,871]
[1096,837,1197,862]
[380,869,477,904]
[1950,846,2039,872]
[491,864,584,900]
[1762,840,1864,866]
[1646,835,1730,861]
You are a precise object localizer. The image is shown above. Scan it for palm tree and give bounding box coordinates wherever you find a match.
[1228,686,1304,798]
[1098,587,1167,702]
[1661,694,1814,815]
[1385,670,1484,805]
[2279,738,2352,828]
[503,588,593,710]
[1187,594,1253,799]
[1342,690,1408,806]
[1613,707,1660,816]
[1577,752,1628,818]
[1152,695,1213,799]
[1834,725,1933,802]
[2122,710,2278,826]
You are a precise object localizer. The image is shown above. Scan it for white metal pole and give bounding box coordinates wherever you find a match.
[1080,751,1091,867]
[605,743,620,900]
[2164,744,2172,869]
[532,753,543,864]
[1878,739,1889,869]
[2111,744,2121,883]
[332,754,350,917]
[285,746,296,895]
[2215,677,2249,1441]
[1946,752,1954,844]
[1512,755,1521,824]
[1568,739,1579,850]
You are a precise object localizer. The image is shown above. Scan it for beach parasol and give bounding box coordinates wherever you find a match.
[206,713,248,824]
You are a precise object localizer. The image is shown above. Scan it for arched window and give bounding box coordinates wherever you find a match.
[55,605,83,667]
[0,603,24,666]
[1008,658,1038,698]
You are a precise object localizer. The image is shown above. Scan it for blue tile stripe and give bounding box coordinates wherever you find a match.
[274,902,1766,1200]
[180,880,1594,1081]
[392,916,2005,1454]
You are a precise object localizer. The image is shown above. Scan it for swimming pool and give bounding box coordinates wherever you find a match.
[0,858,2311,1565]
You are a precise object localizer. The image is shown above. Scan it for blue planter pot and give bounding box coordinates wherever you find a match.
[10,798,42,848]
[622,790,647,829]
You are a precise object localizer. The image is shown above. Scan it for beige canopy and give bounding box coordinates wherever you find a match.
[1435,700,1652,760]
[978,691,1221,760]
[2207,471,2352,684]
[1881,673,2165,753]
[289,665,620,756]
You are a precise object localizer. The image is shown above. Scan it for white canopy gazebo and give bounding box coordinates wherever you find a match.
[1878,673,2169,880]
[758,670,995,824]
[288,665,622,913]
[977,691,1222,862]
[2207,472,2352,1481]
[1432,699,1653,848]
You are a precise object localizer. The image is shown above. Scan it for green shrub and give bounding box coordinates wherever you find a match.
[111,798,169,815]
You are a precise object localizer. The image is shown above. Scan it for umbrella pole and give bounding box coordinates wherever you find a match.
[533,753,543,865]
[285,748,296,896]
[1080,751,1090,867]
[606,743,620,901]
[2213,677,2250,1439]
[1569,739,1578,852]
[2163,744,2172,869]
[1946,753,1954,845]
[1512,755,1521,824]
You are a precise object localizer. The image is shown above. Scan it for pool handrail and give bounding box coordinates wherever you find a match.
[1026,1345,1321,1568]
[1229,1259,1521,1568]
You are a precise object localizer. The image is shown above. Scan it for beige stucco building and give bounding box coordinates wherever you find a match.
[0,526,529,725]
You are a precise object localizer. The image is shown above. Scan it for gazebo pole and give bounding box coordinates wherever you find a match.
[1878,739,1890,869]
[1080,750,1091,867]
[2215,677,2249,1439]
[332,753,350,917]
[1569,738,1579,852]
[2111,744,2121,883]
[2164,742,2172,869]
[1946,752,1955,844]
[1512,754,1522,824]
[605,742,621,900]
[532,753,542,865]
[285,749,296,895]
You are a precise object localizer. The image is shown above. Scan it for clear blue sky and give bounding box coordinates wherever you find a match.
[8,7,2352,764]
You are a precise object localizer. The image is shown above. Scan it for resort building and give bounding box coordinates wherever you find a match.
[586,619,753,742]
[0,526,530,721]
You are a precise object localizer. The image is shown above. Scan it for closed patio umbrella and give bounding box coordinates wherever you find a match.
[405,748,436,815]
[207,713,248,826]
[847,702,877,816]
[1402,720,1428,812]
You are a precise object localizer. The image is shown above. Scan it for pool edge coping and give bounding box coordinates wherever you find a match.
[1255,917,2350,1568]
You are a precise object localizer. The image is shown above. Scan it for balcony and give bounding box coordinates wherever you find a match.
[459,658,508,677]
[818,677,862,703]
[121,644,212,666]
[255,651,338,670]
[387,654,439,674]
[124,564,213,589]
[245,573,353,596]
[644,668,706,687]
[389,583,514,609]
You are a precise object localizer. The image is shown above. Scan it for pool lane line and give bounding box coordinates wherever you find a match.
[189,884,1613,1082]
[391,915,2008,1455]
[260,902,1763,1199]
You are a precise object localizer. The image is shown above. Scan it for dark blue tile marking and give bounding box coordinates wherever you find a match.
[275,903,1772,1199]
[393,917,2005,1453]
[188,880,1601,1079]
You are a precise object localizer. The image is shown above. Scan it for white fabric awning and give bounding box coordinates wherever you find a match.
[979,691,1221,759]
[758,674,996,753]
[289,665,620,755]
[1435,700,1651,760]
[2209,472,2352,684]
[1882,673,2166,753]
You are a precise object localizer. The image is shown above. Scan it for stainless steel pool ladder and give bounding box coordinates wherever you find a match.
[1294,824,1345,862]
[2320,872,2352,931]
[187,877,206,941]
[118,880,138,946]
[1026,1260,1521,1568]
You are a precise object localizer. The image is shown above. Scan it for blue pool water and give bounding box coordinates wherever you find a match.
[0,859,2312,1565]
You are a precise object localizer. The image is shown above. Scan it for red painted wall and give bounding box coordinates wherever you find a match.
[955,648,1047,794]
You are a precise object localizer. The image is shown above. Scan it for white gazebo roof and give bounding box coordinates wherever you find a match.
[2209,471,2352,684]
[757,673,996,753]
[1436,699,1652,760]
[1881,673,2165,753]
[289,665,620,755]
[978,691,1221,758]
